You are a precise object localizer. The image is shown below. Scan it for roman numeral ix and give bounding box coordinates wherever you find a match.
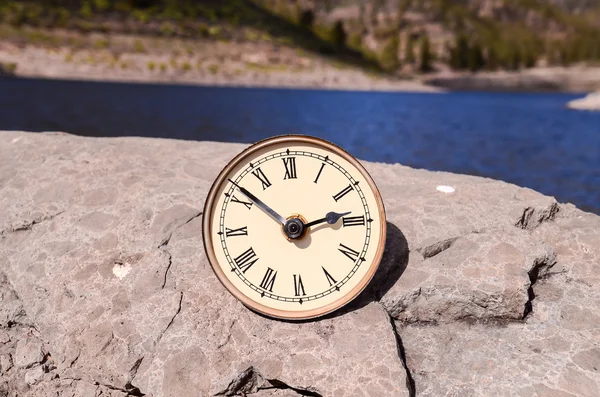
[251,167,272,190]
[283,157,297,179]
[234,247,259,273]
[225,226,248,237]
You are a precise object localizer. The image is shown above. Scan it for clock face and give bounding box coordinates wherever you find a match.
[202,136,386,320]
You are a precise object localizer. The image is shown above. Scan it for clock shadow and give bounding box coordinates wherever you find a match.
[249,221,409,324]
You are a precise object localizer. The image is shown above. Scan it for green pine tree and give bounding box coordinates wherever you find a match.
[380,34,400,72]
[467,42,485,71]
[450,34,469,70]
[419,35,433,72]
[405,35,415,64]
[330,20,347,48]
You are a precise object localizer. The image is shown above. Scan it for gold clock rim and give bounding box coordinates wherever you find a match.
[202,135,387,320]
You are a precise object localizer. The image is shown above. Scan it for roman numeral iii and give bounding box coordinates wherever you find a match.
[282,157,297,179]
[251,167,272,190]
[293,274,306,296]
[234,247,259,273]
[333,184,353,201]
[225,226,248,237]
[338,243,359,262]
[260,267,277,292]
[342,216,365,227]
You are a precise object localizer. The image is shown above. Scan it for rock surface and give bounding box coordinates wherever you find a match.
[567,92,600,111]
[0,131,599,396]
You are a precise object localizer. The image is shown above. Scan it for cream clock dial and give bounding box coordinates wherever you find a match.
[202,135,386,320]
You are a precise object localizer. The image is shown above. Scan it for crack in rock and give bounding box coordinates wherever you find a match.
[124,356,144,395]
[95,380,145,396]
[215,367,322,396]
[1,210,64,236]
[515,202,559,230]
[157,210,203,248]
[155,291,183,347]
[385,310,416,397]
[161,251,172,289]
[157,211,201,289]
[417,237,458,259]
[523,247,557,319]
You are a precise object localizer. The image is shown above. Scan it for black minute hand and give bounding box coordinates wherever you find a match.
[228,179,286,225]
[305,211,351,228]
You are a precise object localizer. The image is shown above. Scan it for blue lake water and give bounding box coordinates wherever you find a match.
[1,77,599,214]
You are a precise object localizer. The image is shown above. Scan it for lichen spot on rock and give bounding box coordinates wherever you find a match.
[112,262,131,280]
[436,185,455,193]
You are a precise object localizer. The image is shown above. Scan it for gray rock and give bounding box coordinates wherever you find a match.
[0,131,599,396]
[567,92,600,111]
[0,354,12,373]
[14,338,43,369]
[381,229,557,323]
[400,273,600,396]
[25,365,45,385]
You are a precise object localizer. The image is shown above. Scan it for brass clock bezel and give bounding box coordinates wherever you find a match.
[202,135,387,320]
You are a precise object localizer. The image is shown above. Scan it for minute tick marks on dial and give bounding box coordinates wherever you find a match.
[214,146,378,309]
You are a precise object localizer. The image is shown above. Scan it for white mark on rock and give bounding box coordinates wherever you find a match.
[11,137,22,144]
[436,185,455,193]
[113,262,131,280]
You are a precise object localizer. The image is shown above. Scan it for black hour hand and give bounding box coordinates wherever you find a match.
[305,211,351,228]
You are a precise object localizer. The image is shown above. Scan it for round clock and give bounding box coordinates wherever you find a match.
[202,135,386,320]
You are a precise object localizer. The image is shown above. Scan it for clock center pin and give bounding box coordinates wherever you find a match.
[283,214,308,240]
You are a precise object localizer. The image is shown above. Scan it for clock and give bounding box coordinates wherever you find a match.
[202,135,386,320]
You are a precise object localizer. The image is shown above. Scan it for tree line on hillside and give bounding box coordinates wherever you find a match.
[1,0,599,72]
[449,33,600,71]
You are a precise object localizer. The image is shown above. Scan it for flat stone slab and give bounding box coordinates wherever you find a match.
[0,131,599,396]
